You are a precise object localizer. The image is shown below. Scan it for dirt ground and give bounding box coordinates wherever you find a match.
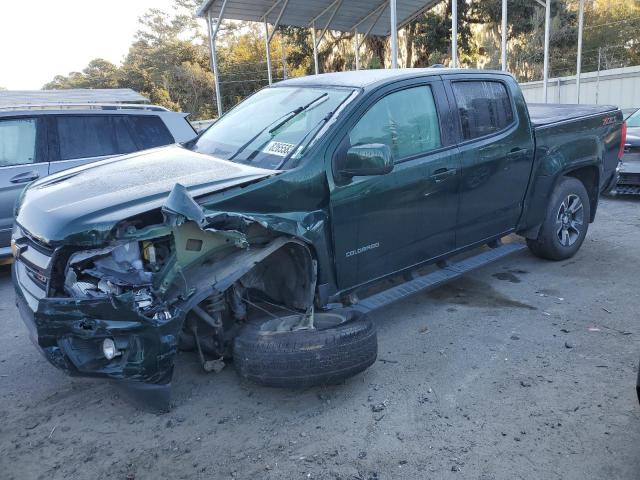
[1,197,639,480]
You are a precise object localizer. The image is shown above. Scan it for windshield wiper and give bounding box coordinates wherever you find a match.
[228,93,329,162]
[268,93,328,134]
[274,110,334,170]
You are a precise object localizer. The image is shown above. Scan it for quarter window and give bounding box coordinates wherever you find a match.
[126,116,174,149]
[349,86,442,162]
[452,81,514,140]
[0,118,38,167]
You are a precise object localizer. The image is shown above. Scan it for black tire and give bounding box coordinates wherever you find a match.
[233,309,377,388]
[526,176,591,261]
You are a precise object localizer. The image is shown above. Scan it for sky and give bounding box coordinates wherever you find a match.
[0,0,177,90]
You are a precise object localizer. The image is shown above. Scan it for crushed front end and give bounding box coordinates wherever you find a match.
[13,222,186,386]
[13,183,319,408]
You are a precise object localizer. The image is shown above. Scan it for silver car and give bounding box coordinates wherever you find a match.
[0,104,196,258]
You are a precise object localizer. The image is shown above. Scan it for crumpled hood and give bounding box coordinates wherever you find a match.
[17,145,276,244]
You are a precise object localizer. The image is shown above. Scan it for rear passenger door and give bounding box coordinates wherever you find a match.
[0,116,50,249]
[330,79,460,289]
[445,76,534,247]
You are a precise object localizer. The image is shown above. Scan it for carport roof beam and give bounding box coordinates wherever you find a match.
[266,0,290,42]
[260,0,285,21]
[351,2,387,32]
[356,3,387,48]
[309,0,342,26]
[314,0,344,50]
[354,3,387,70]
[197,0,441,37]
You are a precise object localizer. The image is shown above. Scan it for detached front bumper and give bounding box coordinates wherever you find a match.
[13,258,180,386]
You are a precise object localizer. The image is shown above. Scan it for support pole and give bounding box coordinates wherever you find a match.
[390,0,398,68]
[207,1,229,118]
[576,0,584,103]
[542,0,550,103]
[281,37,287,79]
[501,0,507,71]
[451,0,458,68]
[264,20,273,85]
[263,0,289,85]
[311,22,319,75]
[595,47,601,104]
[354,30,360,70]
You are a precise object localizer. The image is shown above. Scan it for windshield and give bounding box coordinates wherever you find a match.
[191,86,353,169]
[627,109,640,128]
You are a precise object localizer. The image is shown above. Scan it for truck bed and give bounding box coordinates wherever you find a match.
[528,103,618,128]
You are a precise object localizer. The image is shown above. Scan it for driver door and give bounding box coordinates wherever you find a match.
[329,80,460,290]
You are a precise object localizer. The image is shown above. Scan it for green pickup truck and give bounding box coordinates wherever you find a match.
[12,69,625,408]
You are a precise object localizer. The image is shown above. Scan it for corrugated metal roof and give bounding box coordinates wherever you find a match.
[196,0,439,36]
[0,88,149,107]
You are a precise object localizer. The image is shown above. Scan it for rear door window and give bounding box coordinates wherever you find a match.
[452,81,514,141]
[126,116,174,149]
[0,118,38,166]
[349,85,442,162]
[56,116,118,160]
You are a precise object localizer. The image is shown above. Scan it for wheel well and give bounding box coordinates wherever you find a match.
[564,166,599,222]
[239,241,317,311]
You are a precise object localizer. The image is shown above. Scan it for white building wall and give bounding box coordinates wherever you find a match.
[519,65,640,112]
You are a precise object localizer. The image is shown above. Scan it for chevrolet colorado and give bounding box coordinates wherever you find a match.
[12,69,625,408]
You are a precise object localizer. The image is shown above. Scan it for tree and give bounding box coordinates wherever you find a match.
[43,59,120,89]
[43,0,215,118]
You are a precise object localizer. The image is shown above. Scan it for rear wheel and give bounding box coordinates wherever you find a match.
[526,176,591,260]
[233,309,377,388]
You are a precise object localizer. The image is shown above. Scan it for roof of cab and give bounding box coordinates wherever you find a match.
[276,68,512,89]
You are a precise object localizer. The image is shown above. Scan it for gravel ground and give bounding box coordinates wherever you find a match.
[1,197,639,480]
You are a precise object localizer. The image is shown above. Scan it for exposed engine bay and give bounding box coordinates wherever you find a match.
[53,183,319,375]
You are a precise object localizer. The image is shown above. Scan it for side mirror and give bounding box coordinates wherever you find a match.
[336,143,394,178]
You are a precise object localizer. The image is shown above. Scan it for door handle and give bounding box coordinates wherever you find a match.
[506,148,526,158]
[430,168,457,183]
[10,171,40,184]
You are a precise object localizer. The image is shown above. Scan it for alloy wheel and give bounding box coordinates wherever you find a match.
[556,194,584,246]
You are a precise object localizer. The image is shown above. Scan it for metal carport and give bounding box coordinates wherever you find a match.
[196,0,587,116]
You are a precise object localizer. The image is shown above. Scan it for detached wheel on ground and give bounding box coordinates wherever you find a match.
[526,176,591,261]
[233,309,377,388]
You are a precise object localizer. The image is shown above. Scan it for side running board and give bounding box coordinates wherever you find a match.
[352,241,526,314]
